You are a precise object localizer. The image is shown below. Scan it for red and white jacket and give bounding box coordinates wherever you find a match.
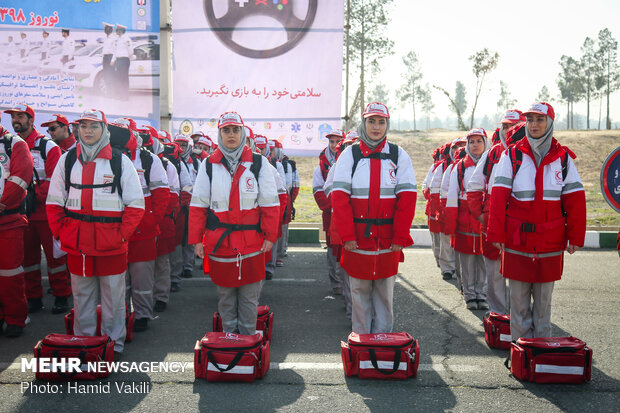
[0,134,33,230]
[46,144,145,262]
[486,138,586,283]
[129,150,169,242]
[158,157,181,241]
[421,162,439,232]
[331,140,416,279]
[25,128,61,221]
[445,155,483,255]
[188,147,280,285]
[313,160,331,232]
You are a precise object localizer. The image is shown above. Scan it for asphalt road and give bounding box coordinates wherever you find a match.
[0,246,618,413]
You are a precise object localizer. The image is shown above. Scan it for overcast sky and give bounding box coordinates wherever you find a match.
[372,0,620,127]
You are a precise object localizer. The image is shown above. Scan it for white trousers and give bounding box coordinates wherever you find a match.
[153,254,171,303]
[430,231,441,266]
[459,252,487,303]
[509,280,554,340]
[278,223,289,259]
[326,247,342,292]
[71,272,126,352]
[439,233,456,273]
[126,260,155,320]
[485,256,508,314]
[216,281,262,335]
[350,276,396,334]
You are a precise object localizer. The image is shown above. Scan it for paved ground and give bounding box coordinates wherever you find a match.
[0,246,618,412]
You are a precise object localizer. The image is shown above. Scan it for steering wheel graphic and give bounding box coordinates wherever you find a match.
[204,0,318,59]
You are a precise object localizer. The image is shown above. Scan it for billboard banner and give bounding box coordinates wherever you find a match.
[172,0,344,156]
[0,0,160,129]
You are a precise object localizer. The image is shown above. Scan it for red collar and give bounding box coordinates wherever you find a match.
[516,137,564,165]
[359,138,387,156]
[58,134,77,151]
[23,128,45,149]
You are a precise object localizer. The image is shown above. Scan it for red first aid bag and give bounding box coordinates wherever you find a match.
[65,304,135,342]
[508,336,592,384]
[483,312,511,350]
[194,332,270,382]
[33,334,115,381]
[212,305,274,342]
[341,332,420,380]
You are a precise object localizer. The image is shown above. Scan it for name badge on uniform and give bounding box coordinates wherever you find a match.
[102,174,114,194]
[137,169,146,187]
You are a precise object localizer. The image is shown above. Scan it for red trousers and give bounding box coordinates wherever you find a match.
[0,227,28,327]
[23,219,71,299]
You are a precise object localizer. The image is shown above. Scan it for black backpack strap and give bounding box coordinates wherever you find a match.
[482,152,492,178]
[205,158,213,182]
[350,143,363,177]
[510,146,523,178]
[388,142,399,165]
[457,161,466,191]
[110,148,123,197]
[139,147,153,186]
[351,142,399,177]
[190,153,200,173]
[37,136,50,161]
[64,147,78,193]
[250,153,262,181]
[161,156,169,170]
[1,134,12,157]
[282,158,289,173]
[561,151,569,181]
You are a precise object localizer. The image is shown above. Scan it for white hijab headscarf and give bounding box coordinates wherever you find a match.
[526,116,554,167]
[217,127,247,173]
[465,134,489,164]
[79,122,110,163]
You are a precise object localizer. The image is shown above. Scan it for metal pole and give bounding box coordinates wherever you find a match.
[344,0,350,129]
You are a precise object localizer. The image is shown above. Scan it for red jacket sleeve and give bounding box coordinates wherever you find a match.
[188,206,207,245]
[120,206,145,241]
[313,190,330,211]
[392,191,416,247]
[1,139,33,209]
[562,191,586,247]
[260,205,280,243]
[291,187,299,203]
[46,204,65,239]
[332,190,355,242]
[486,186,511,243]
[444,205,458,236]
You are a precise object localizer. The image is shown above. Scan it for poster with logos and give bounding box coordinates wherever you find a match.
[0,0,160,129]
[172,0,344,156]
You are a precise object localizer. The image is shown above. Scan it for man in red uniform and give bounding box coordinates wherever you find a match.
[41,114,77,153]
[0,114,34,337]
[4,104,71,315]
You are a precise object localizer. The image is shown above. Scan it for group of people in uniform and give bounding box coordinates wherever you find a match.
[0,103,300,359]
[0,99,587,358]
[422,103,586,340]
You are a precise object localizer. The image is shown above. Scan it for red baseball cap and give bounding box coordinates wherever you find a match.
[76,109,107,124]
[218,112,244,128]
[326,129,344,139]
[41,114,70,128]
[362,102,390,119]
[197,137,212,147]
[500,109,524,124]
[345,130,359,140]
[174,133,192,144]
[158,130,172,143]
[4,103,35,119]
[254,135,268,149]
[523,102,555,121]
[267,139,276,149]
[466,127,487,139]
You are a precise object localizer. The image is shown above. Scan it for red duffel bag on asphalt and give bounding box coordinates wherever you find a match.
[508,336,593,384]
[483,312,511,350]
[341,332,420,380]
[33,334,115,381]
[212,305,274,342]
[65,304,136,343]
[194,332,270,382]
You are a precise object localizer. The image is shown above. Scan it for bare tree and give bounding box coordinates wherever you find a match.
[469,49,499,128]
[597,28,620,130]
[398,51,424,130]
[434,81,468,130]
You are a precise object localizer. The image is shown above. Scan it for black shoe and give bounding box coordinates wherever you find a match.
[154,300,167,312]
[134,318,149,332]
[170,282,180,292]
[265,272,273,280]
[181,270,193,278]
[442,272,453,280]
[5,324,23,338]
[28,298,43,313]
[0,319,4,335]
[52,296,70,314]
